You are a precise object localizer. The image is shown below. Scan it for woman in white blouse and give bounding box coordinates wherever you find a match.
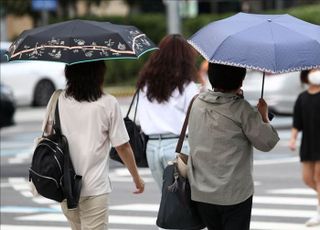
[136,34,199,189]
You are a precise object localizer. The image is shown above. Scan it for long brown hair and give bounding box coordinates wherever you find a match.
[65,61,105,102]
[137,34,197,103]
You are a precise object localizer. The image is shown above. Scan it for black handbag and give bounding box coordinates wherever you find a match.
[156,95,205,230]
[109,90,148,167]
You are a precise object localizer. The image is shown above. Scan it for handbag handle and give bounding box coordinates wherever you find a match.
[175,94,198,153]
[126,89,139,122]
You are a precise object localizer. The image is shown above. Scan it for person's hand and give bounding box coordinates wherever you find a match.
[133,176,145,194]
[257,98,269,123]
[288,139,296,151]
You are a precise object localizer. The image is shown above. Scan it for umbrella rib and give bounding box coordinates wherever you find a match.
[269,22,278,73]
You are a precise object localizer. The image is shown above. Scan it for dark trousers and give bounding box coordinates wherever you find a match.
[194,196,252,230]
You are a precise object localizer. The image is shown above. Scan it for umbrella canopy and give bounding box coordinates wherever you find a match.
[188,13,320,74]
[7,19,158,65]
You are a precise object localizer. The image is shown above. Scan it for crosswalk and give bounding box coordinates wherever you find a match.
[1,169,319,230]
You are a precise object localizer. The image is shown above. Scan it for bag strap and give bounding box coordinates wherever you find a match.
[54,99,82,209]
[126,89,139,122]
[42,90,62,136]
[175,94,198,153]
[53,99,61,134]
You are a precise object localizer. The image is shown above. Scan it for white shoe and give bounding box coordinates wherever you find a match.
[305,215,320,227]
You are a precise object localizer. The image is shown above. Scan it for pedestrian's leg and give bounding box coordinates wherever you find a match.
[146,140,163,190]
[61,199,81,230]
[303,161,320,226]
[79,194,109,230]
[302,162,316,190]
[314,161,320,206]
[194,200,222,230]
[223,196,252,230]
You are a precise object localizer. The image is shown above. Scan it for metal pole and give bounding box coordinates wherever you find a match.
[41,10,49,26]
[260,71,265,99]
[165,0,181,34]
[0,8,7,41]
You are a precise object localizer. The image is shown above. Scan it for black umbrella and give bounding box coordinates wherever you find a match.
[7,19,158,65]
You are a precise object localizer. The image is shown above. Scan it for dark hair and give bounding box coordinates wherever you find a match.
[65,61,106,102]
[208,63,246,91]
[300,70,310,84]
[137,34,198,103]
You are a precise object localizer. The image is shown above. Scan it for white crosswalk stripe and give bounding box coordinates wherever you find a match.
[2,171,318,230]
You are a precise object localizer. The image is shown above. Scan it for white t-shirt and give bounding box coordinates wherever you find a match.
[44,91,129,197]
[137,82,199,135]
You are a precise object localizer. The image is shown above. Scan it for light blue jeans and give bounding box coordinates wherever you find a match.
[146,138,189,190]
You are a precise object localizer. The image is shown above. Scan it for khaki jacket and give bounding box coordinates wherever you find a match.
[187,91,279,205]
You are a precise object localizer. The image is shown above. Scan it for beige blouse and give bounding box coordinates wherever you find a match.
[43,91,129,196]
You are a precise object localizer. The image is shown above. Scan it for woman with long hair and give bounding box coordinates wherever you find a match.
[44,61,144,230]
[136,34,199,189]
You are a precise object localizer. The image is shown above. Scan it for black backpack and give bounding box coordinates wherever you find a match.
[29,99,82,209]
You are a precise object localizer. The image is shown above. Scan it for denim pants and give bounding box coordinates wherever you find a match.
[146,138,189,190]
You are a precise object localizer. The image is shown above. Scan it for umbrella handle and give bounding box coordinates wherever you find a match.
[260,72,265,99]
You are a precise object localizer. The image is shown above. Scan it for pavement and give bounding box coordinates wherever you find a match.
[13,96,132,124]
[13,97,293,129]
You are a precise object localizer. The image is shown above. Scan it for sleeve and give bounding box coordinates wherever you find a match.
[241,102,280,152]
[108,98,130,147]
[183,82,199,113]
[293,95,303,131]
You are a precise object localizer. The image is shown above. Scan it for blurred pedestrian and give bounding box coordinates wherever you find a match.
[136,34,199,190]
[187,63,279,230]
[289,68,320,227]
[44,61,144,230]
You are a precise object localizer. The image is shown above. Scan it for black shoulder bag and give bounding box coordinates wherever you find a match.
[109,90,148,167]
[156,95,205,230]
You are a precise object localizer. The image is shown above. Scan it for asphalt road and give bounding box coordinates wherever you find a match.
[1,100,318,230]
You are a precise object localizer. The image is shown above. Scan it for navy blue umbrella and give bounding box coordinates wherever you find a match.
[7,19,158,65]
[188,13,320,97]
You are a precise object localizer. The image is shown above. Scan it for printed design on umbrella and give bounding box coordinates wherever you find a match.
[9,29,153,61]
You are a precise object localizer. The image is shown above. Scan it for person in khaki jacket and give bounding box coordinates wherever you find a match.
[187,63,280,230]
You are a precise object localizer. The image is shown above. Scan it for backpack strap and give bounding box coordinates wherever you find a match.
[42,89,63,136]
[53,99,62,134]
[54,99,82,209]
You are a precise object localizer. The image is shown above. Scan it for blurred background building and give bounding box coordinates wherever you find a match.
[1,0,319,88]
[1,0,319,41]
